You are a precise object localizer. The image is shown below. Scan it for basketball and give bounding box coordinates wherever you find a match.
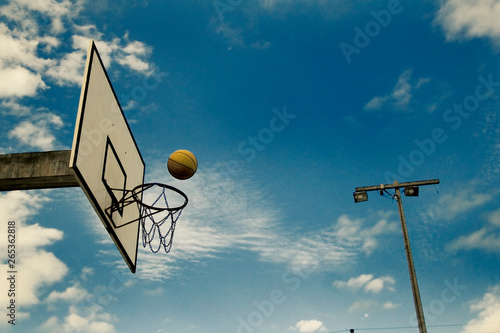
[167,149,198,180]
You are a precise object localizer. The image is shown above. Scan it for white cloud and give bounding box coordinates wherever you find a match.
[16,236,68,306]
[40,305,117,333]
[116,38,152,72]
[0,0,155,95]
[364,69,431,111]
[0,0,156,157]
[364,276,395,294]
[45,47,87,86]
[0,65,46,97]
[0,191,48,221]
[460,285,500,333]
[289,319,327,333]
[96,36,154,75]
[81,267,95,281]
[333,274,395,294]
[333,274,373,291]
[0,12,56,98]
[0,0,79,35]
[46,34,154,86]
[37,266,129,333]
[0,191,68,308]
[382,301,401,309]
[116,53,149,72]
[46,285,89,303]
[436,0,500,46]
[8,112,64,150]
[18,222,64,248]
[0,22,52,71]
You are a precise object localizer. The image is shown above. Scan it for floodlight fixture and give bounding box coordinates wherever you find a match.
[404,186,419,197]
[353,191,368,203]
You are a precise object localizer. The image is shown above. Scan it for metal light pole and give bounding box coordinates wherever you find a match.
[353,179,439,333]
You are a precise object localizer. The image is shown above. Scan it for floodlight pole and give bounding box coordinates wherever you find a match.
[394,182,427,333]
[354,179,439,333]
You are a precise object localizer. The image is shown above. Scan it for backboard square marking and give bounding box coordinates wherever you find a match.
[103,137,127,219]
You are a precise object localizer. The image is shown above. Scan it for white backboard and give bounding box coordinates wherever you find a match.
[70,41,144,273]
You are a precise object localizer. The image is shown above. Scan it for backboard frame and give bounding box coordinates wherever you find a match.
[69,40,145,273]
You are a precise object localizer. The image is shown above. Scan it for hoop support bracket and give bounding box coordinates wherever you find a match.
[104,183,188,230]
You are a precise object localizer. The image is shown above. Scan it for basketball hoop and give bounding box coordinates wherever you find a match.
[106,183,188,254]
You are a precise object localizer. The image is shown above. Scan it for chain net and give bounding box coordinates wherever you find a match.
[133,183,187,254]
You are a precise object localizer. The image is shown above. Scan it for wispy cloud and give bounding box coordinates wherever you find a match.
[86,163,399,280]
[214,23,245,50]
[347,299,378,314]
[130,166,358,280]
[489,208,500,227]
[256,0,354,19]
[251,40,272,50]
[0,99,32,116]
[332,213,398,255]
[364,69,431,112]
[364,96,390,111]
[448,207,500,253]
[436,0,500,46]
[448,228,500,252]
[425,185,493,222]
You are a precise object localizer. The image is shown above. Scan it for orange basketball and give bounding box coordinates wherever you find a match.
[167,150,198,180]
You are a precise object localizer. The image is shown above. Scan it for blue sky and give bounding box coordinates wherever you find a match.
[0,0,499,332]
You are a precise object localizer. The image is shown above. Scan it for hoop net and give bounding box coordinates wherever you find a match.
[132,183,188,253]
